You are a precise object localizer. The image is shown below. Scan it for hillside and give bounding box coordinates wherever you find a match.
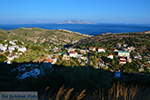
[72,31,150,55]
[0,27,91,46]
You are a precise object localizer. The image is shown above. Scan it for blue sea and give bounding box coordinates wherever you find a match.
[0,23,150,36]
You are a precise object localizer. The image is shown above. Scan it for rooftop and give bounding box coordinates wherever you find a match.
[44,59,54,63]
[70,51,77,54]
[89,47,95,49]
[118,51,129,53]
[98,47,104,49]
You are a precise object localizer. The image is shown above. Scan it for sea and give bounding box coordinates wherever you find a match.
[0,23,150,36]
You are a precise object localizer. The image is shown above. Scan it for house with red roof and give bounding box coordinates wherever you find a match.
[44,58,57,64]
[98,47,105,53]
[89,47,96,51]
[119,57,126,65]
[44,59,54,63]
[120,57,126,61]
[69,51,78,57]
[108,54,113,59]
[80,50,86,54]
[119,60,126,64]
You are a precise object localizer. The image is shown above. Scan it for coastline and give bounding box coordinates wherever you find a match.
[0,23,150,36]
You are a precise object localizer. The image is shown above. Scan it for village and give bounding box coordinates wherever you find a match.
[0,39,150,80]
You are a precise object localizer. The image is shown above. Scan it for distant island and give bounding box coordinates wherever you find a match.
[57,20,96,24]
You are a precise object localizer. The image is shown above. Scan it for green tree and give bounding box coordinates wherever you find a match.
[0,55,7,62]
[4,51,10,56]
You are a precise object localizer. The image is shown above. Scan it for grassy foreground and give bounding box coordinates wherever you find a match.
[39,82,150,100]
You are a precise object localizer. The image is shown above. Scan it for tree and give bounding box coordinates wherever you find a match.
[0,55,7,62]
[77,49,80,54]
[4,51,10,56]
[12,48,18,53]
[31,45,42,51]
[142,56,147,64]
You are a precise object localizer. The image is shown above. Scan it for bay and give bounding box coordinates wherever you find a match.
[0,23,150,36]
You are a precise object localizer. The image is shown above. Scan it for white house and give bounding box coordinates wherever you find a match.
[0,45,7,52]
[7,55,18,63]
[108,54,113,59]
[21,42,24,44]
[80,50,86,54]
[133,55,138,59]
[68,48,76,53]
[69,51,78,57]
[62,54,70,60]
[18,47,27,52]
[139,67,144,72]
[114,49,118,52]
[19,53,23,55]
[8,46,19,53]
[98,47,105,53]
[119,60,126,64]
[123,44,128,47]
[89,47,96,51]
[9,41,16,45]
[127,57,132,63]
[17,67,40,79]
[127,46,135,51]
[6,61,11,64]
[119,57,126,65]
[4,44,8,47]
[118,51,130,58]
[44,58,57,65]
[6,53,19,64]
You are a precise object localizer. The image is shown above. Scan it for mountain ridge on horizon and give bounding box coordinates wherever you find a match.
[57,20,97,24]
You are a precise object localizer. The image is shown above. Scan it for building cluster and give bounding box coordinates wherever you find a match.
[67,48,88,65]
[3,41,150,80]
[88,43,146,73]
[0,40,27,64]
[14,64,40,80]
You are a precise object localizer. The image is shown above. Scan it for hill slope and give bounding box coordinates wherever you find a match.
[0,27,91,46]
[72,31,150,54]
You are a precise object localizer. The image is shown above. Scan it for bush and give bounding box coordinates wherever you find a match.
[39,66,111,93]
[0,54,7,62]
[62,66,111,92]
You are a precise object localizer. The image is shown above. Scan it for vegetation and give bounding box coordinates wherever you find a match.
[0,54,7,62]
[0,28,91,48]
[39,82,150,100]
[72,31,150,55]
[0,28,150,99]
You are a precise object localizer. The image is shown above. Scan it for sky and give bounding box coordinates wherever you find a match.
[0,0,150,24]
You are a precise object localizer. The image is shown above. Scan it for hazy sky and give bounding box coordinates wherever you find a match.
[0,0,150,24]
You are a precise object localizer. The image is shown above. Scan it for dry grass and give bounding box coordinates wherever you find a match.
[76,89,86,100]
[40,82,150,100]
[64,88,74,100]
